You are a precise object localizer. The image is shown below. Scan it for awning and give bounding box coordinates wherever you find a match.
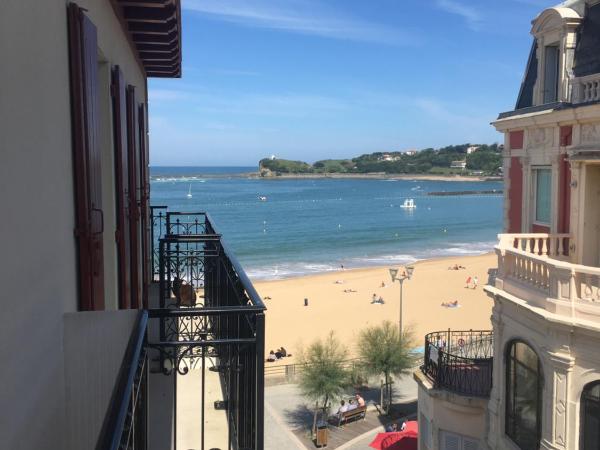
[111,0,182,78]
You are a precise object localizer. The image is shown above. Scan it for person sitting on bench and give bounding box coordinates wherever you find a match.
[337,400,349,416]
[347,399,358,411]
[355,394,365,407]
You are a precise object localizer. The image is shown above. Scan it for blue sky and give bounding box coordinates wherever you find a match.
[148,0,556,166]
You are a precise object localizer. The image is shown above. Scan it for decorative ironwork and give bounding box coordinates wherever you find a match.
[150,206,168,279]
[166,211,210,235]
[422,329,493,397]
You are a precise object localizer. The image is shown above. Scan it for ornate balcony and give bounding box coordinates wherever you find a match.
[421,330,493,398]
[97,208,266,450]
[572,73,600,104]
[493,233,600,321]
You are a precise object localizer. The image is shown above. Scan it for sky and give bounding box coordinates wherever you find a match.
[148,0,557,166]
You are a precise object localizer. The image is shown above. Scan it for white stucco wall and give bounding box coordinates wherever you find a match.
[0,1,147,448]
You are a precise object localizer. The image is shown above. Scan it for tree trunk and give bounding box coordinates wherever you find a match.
[385,372,391,414]
[313,401,319,436]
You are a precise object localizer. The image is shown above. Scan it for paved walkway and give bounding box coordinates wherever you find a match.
[265,372,419,449]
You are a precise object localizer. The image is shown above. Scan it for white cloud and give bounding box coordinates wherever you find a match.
[435,0,483,30]
[183,0,419,46]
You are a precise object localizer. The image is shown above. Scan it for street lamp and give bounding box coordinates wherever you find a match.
[389,266,415,335]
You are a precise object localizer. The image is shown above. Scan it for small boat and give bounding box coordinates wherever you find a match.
[400,198,416,209]
[258,196,267,202]
[186,185,192,198]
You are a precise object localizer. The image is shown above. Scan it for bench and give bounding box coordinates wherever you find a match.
[337,405,367,427]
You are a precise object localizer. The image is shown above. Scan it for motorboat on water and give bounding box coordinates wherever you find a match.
[400,198,416,209]
[258,195,267,201]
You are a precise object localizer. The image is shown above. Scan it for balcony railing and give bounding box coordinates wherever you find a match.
[572,74,600,104]
[98,208,266,450]
[422,330,493,397]
[495,233,600,321]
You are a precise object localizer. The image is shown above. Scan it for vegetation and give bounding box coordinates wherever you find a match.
[259,143,502,176]
[357,322,417,414]
[298,332,350,429]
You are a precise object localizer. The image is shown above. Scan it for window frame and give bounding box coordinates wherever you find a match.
[533,167,552,226]
[580,381,600,450]
[505,340,543,450]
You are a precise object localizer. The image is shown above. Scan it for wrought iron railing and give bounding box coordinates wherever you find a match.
[99,208,266,450]
[150,205,168,278]
[96,311,149,450]
[422,330,493,398]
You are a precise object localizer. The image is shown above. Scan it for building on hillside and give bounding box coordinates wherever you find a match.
[450,160,467,169]
[381,153,401,161]
[405,149,418,156]
[414,1,600,449]
[1,2,264,450]
[467,146,480,154]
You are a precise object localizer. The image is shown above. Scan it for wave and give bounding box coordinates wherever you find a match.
[244,241,496,281]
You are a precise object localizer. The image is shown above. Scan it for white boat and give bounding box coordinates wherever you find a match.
[400,198,416,209]
[186,185,192,198]
[258,195,267,201]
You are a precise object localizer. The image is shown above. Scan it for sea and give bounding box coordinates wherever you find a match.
[150,166,503,281]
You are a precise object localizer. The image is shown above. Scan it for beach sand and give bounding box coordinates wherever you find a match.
[254,253,497,364]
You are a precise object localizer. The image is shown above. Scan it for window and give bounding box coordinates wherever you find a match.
[543,45,559,103]
[581,381,600,450]
[534,168,551,224]
[505,341,543,450]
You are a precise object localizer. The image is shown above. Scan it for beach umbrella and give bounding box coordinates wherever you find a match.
[368,421,418,450]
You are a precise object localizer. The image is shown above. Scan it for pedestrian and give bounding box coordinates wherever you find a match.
[473,276,479,289]
[304,298,309,306]
[465,276,472,288]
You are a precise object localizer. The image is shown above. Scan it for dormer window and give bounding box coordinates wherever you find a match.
[543,44,559,103]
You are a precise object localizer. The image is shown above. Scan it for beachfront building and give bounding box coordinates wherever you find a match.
[415,1,600,449]
[1,2,264,450]
[450,160,467,170]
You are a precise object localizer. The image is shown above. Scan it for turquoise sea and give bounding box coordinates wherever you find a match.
[150,167,503,280]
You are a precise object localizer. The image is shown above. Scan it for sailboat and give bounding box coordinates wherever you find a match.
[187,184,192,198]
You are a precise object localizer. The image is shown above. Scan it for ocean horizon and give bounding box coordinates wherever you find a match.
[150,166,503,280]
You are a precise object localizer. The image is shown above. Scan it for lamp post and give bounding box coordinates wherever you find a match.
[389,266,414,335]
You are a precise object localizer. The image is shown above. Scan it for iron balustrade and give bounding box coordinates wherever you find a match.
[422,330,493,397]
[96,311,149,450]
[99,208,266,449]
[150,205,168,279]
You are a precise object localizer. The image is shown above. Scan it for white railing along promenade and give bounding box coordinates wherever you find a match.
[495,233,600,321]
[572,74,600,104]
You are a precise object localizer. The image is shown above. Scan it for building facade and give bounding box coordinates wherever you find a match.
[416,1,600,450]
[1,2,264,450]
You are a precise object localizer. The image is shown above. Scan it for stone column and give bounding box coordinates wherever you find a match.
[521,156,531,232]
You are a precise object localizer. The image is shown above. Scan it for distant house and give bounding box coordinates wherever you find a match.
[380,153,400,162]
[404,149,418,156]
[467,146,480,154]
[450,160,467,169]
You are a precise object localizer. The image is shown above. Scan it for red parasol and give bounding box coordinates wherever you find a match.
[369,421,418,450]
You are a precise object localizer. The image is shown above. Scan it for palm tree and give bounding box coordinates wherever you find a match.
[298,332,350,431]
[357,321,416,414]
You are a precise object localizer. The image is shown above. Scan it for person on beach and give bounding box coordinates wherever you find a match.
[304,298,309,306]
[275,349,283,359]
[465,276,472,288]
[267,351,277,362]
[378,296,385,304]
[381,281,386,287]
[279,347,287,358]
[372,293,377,304]
[473,276,479,289]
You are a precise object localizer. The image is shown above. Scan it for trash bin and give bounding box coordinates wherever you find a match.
[316,421,328,447]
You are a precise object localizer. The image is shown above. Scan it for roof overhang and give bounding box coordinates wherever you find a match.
[111,0,182,78]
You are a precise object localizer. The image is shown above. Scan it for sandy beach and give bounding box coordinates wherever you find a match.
[254,253,497,364]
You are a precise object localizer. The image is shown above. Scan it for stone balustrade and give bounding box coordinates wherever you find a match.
[494,233,600,322]
[572,74,600,104]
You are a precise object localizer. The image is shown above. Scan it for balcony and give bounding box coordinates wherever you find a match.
[493,233,600,322]
[572,73,600,104]
[421,330,493,398]
[97,209,265,450]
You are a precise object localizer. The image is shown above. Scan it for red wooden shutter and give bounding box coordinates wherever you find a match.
[111,66,131,309]
[138,103,150,308]
[68,3,105,311]
[127,85,142,308]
